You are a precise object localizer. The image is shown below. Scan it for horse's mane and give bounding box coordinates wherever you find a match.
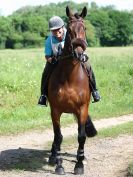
[74,13,80,19]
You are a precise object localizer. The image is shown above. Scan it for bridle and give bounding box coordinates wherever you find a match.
[53,18,88,64]
[63,18,88,62]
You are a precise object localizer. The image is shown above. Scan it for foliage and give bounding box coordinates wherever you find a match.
[88,9,133,46]
[85,20,98,46]
[0,16,11,48]
[108,10,133,46]
[0,1,133,48]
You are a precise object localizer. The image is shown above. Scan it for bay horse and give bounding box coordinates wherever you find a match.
[48,6,97,175]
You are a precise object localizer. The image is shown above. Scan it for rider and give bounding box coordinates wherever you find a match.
[38,16,100,106]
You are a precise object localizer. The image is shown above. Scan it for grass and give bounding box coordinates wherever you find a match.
[128,162,133,177]
[98,121,133,138]
[88,47,133,118]
[0,47,133,135]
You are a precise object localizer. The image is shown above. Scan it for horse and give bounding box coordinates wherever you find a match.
[47,6,97,175]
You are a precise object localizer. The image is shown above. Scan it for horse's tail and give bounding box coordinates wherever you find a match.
[85,115,97,137]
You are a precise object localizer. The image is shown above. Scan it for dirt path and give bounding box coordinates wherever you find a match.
[0,114,133,177]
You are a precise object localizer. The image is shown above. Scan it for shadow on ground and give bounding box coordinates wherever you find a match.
[0,148,76,174]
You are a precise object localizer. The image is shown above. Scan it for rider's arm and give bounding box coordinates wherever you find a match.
[45,36,53,63]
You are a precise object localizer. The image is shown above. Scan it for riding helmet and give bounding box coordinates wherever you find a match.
[49,16,64,30]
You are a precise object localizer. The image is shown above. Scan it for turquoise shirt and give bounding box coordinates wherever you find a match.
[44,28,66,57]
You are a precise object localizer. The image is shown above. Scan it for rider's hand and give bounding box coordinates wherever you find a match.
[47,57,53,63]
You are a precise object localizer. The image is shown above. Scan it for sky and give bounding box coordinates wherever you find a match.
[0,0,133,16]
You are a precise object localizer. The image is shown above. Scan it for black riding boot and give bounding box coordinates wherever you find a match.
[89,70,101,102]
[38,62,54,106]
[83,55,101,103]
[84,61,100,102]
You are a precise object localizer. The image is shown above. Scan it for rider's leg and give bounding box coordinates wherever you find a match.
[38,62,54,106]
[84,62,101,103]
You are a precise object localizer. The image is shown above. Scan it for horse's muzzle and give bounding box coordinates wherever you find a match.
[71,38,87,51]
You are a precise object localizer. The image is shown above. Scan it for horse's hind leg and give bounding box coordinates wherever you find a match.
[49,109,65,175]
[85,115,97,137]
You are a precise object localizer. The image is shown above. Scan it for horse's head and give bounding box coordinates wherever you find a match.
[65,6,88,58]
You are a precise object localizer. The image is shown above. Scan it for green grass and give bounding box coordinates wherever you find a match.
[128,162,133,177]
[0,47,133,135]
[98,121,133,138]
[88,47,133,119]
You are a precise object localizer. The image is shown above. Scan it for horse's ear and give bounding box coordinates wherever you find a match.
[66,6,73,17]
[80,6,87,18]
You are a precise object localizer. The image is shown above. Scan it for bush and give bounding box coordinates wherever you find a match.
[14,42,23,49]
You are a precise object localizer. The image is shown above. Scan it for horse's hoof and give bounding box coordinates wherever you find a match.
[74,167,84,175]
[55,165,65,175]
[49,155,56,166]
[74,162,84,175]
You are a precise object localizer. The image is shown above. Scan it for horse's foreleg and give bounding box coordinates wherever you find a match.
[74,109,87,175]
[49,109,65,175]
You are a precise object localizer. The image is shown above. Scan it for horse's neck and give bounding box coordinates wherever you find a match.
[58,33,84,78]
[62,32,72,56]
[59,58,80,70]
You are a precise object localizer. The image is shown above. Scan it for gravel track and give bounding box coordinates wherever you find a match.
[0,114,133,177]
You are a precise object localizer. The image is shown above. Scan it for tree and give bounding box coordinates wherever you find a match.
[90,2,98,10]
[88,9,133,46]
[21,15,48,36]
[23,32,43,48]
[88,9,110,46]
[108,10,133,46]
[1,1,133,48]
[85,20,99,46]
[0,17,10,48]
